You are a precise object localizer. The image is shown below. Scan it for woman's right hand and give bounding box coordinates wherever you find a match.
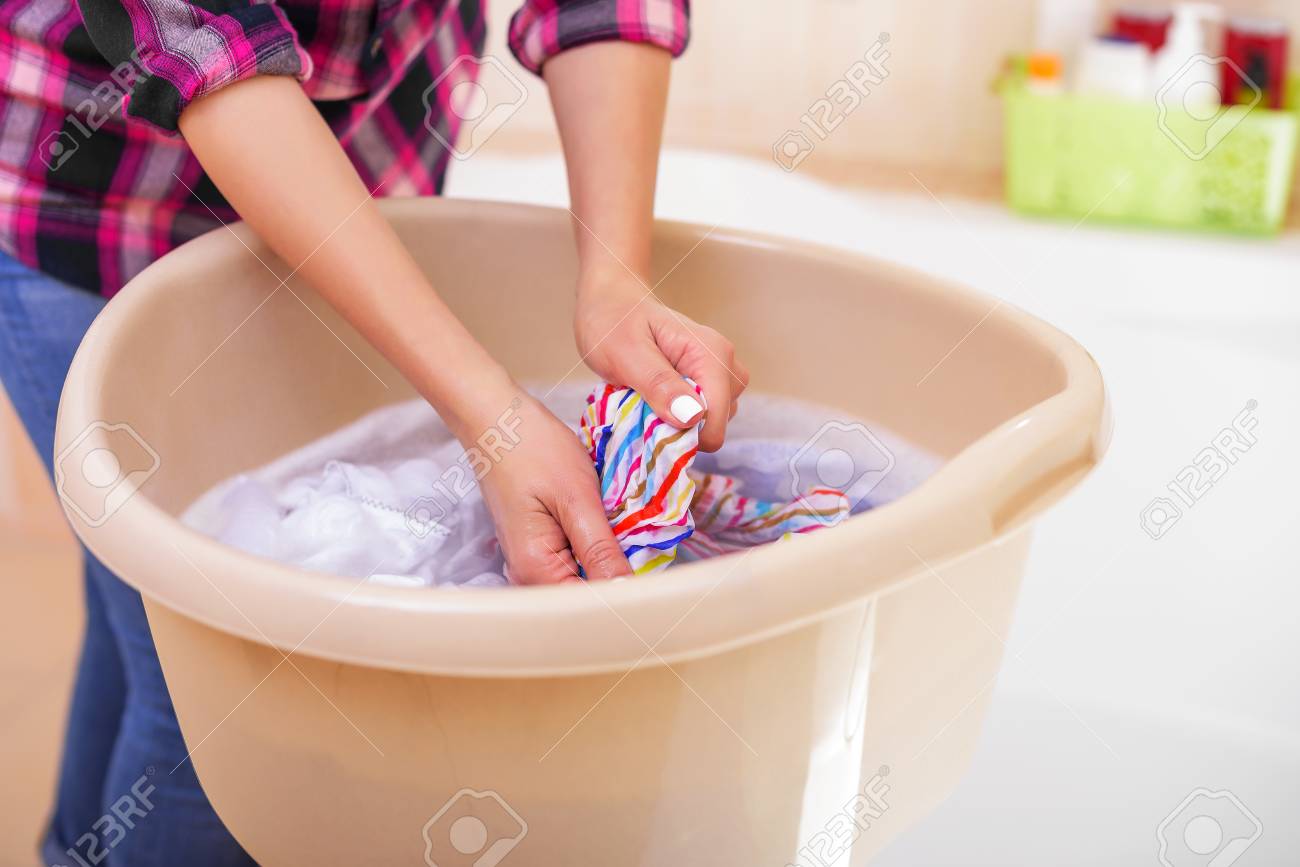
[452,386,631,585]
[178,79,626,585]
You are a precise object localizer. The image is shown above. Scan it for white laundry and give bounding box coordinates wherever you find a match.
[182,384,940,588]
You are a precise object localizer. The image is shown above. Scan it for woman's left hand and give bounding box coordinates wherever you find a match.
[574,271,748,452]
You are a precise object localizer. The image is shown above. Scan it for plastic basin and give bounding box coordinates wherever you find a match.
[55,198,1108,865]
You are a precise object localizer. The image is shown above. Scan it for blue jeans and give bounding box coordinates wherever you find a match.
[0,251,256,867]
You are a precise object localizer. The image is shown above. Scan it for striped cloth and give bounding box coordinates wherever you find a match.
[579,382,850,576]
[678,473,850,562]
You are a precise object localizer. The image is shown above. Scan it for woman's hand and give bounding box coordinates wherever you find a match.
[181,78,633,586]
[574,271,748,452]
[450,386,631,585]
[543,43,748,451]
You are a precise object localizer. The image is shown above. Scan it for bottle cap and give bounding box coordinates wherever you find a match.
[1027,52,1063,80]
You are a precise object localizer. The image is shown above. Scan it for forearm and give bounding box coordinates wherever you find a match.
[178,75,513,435]
[543,42,670,284]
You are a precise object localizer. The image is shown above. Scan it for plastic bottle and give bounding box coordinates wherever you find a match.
[1075,36,1152,100]
[1225,17,1289,109]
[1113,6,1173,52]
[1034,0,1099,70]
[1152,3,1224,108]
[1027,52,1065,95]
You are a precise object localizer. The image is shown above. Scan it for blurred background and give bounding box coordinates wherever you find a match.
[3,0,1298,864]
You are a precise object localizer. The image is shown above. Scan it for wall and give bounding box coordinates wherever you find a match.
[481,0,1300,203]
[482,0,1038,195]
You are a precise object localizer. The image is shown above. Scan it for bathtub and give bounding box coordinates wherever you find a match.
[54,198,1106,865]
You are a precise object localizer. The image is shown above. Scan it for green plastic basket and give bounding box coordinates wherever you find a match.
[1001,61,1299,234]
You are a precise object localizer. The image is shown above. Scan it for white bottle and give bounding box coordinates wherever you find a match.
[1153,2,1223,108]
[1034,0,1100,68]
[1075,37,1153,100]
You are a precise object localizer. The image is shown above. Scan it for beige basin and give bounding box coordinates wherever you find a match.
[55,198,1108,865]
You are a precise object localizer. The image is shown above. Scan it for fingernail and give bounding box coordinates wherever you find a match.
[670,394,704,423]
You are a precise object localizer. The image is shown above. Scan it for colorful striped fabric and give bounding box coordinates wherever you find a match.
[679,473,850,562]
[579,382,850,576]
[580,381,701,573]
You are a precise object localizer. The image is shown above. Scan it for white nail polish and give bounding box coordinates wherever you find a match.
[670,394,704,423]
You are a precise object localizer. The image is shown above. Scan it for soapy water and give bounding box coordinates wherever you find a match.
[182,384,941,588]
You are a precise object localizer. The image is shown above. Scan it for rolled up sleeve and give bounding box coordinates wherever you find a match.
[76,0,313,132]
[508,0,690,75]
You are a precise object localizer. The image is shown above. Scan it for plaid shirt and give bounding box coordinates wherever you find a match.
[0,0,689,296]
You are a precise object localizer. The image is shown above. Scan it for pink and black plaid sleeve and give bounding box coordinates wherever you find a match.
[76,0,313,132]
[507,0,690,74]
[1,0,691,297]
